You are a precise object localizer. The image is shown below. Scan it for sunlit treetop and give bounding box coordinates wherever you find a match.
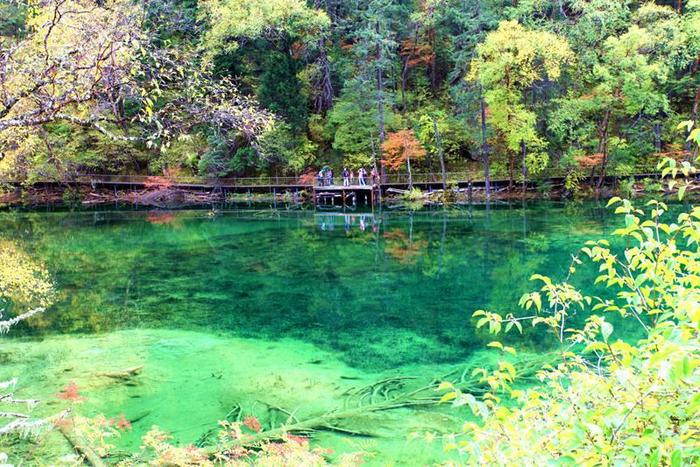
[469,20,574,92]
[199,0,330,54]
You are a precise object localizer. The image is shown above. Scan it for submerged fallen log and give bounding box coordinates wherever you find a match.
[96,365,143,380]
[204,378,436,455]
[57,413,107,467]
[202,355,549,457]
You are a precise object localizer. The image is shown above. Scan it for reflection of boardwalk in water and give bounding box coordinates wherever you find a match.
[314,185,378,207]
[316,213,378,233]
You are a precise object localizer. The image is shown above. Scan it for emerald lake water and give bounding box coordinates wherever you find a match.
[0,202,633,464]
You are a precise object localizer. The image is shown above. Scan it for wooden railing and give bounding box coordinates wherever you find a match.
[1,165,664,187]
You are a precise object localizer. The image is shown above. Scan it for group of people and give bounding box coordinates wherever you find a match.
[316,167,379,187]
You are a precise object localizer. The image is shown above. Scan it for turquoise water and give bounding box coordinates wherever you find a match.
[0,202,627,463]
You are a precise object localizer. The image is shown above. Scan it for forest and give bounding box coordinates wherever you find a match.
[0,0,698,192]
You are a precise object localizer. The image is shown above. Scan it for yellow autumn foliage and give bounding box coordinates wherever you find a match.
[0,239,55,310]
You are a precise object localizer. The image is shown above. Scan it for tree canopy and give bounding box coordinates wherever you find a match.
[0,0,697,184]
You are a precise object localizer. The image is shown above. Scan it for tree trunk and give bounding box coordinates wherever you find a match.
[312,0,333,114]
[314,43,334,114]
[596,109,611,189]
[400,27,419,113]
[407,155,413,189]
[691,57,700,158]
[521,140,527,195]
[653,121,662,153]
[432,118,447,190]
[474,3,490,199]
[480,91,490,198]
[508,153,515,191]
[376,23,386,183]
[428,28,437,93]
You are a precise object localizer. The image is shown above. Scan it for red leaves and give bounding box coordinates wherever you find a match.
[400,39,435,68]
[297,170,318,185]
[243,415,262,433]
[114,414,132,431]
[56,382,85,402]
[575,153,605,168]
[286,434,308,446]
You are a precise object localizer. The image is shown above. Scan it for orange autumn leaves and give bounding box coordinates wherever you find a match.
[382,129,426,171]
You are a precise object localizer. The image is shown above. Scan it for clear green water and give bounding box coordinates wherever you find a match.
[0,202,629,464]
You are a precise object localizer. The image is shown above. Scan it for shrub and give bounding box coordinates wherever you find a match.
[440,195,700,465]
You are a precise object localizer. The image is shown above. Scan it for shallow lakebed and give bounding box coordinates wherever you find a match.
[0,202,631,464]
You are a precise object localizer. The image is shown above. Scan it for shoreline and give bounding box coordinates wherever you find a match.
[0,179,696,209]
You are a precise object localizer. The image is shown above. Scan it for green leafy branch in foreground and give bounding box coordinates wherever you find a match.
[440,188,700,463]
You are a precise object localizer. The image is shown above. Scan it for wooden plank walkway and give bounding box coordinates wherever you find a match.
[1,167,668,205]
[313,184,377,206]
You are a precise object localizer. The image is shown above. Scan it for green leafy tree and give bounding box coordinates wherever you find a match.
[469,20,574,188]
[552,25,670,187]
[199,0,329,55]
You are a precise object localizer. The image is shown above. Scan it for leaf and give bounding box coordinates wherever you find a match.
[584,342,607,352]
[500,361,516,378]
[532,292,542,311]
[677,120,694,131]
[436,381,453,391]
[670,449,682,467]
[649,448,660,467]
[678,184,687,201]
[601,321,613,342]
[487,341,504,350]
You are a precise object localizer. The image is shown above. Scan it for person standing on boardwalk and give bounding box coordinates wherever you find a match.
[358,167,366,186]
[370,167,378,185]
[326,168,334,186]
[317,169,325,186]
[342,167,350,186]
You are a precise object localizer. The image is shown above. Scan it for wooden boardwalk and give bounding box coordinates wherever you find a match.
[313,184,377,206]
[1,166,667,206]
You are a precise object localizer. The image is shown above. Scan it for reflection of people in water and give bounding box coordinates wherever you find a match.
[318,214,375,233]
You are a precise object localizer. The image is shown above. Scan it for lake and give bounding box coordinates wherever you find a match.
[0,202,630,464]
